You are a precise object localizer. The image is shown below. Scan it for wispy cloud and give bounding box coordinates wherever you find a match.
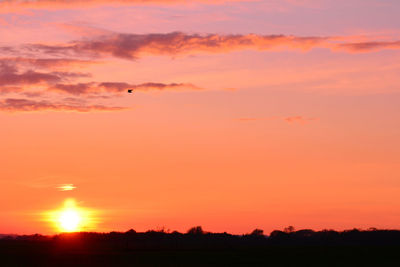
[0,63,61,87]
[0,57,97,69]
[0,98,125,112]
[0,58,201,112]
[0,0,252,9]
[12,32,400,62]
[284,116,318,124]
[236,116,318,124]
[3,30,399,113]
[338,41,400,52]
[50,82,200,95]
[0,62,90,87]
[21,33,326,60]
[57,184,77,191]
[236,117,268,122]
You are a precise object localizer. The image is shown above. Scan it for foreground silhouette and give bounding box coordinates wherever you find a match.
[1,227,400,266]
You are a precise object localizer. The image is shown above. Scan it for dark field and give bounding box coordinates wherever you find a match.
[1,229,399,266]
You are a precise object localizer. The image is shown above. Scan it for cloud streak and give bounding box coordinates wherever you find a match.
[284,116,317,124]
[0,62,90,88]
[0,57,97,69]
[16,32,400,61]
[0,59,201,112]
[338,41,400,52]
[26,33,326,60]
[3,31,399,113]
[236,116,318,124]
[0,0,250,8]
[0,0,255,13]
[0,63,61,87]
[51,82,200,95]
[0,98,125,112]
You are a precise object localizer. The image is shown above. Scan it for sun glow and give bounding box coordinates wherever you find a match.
[58,209,81,232]
[44,198,97,233]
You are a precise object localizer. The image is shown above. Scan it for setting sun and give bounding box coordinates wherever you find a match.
[58,209,81,232]
[44,199,98,233]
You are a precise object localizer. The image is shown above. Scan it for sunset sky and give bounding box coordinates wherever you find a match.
[0,0,399,235]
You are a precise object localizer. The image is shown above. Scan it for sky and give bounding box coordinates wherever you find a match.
[0,0,399,235]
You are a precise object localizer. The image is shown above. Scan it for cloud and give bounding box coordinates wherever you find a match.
[0,86,22,94]
[100,82,201,92]
[50,82,200,95]
[22,91,44,97]
[284,116,317,124]
[5,30,400,65]
[338,41,400,52]
[0,41,207,113]
[51,83,95,95]
[0,57,97,69]
[236,116,318,124]
[0,0,250,9]
[80,33,325,58]
[0,63,61,87]
[20,32,400,61]
[57,184,77,191]
[0,63,90,89]
[19,32,327,60]
[236,117,263,122]
[0,59,201,112]
[0,98,125,112]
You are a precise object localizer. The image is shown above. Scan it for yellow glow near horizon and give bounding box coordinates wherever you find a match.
[58,209,81,232]
[44,198,97,233]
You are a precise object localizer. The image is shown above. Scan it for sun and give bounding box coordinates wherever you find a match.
[58,209,81,232]
[44,198,97,233]
[56,199,84,232]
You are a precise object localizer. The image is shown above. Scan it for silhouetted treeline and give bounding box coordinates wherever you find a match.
[2,227,400,249]
[1,227,400,266]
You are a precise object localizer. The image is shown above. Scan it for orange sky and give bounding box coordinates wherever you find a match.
[0,0,399,235]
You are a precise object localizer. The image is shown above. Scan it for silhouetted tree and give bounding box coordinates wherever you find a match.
[295,229,315,237]
[250,229,264,236]
[126,229,136,235]
[269,230,285,238]
[284,226,295,233]
[187,226,204,235]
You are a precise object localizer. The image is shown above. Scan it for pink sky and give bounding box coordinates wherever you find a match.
[0,0,399,235]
